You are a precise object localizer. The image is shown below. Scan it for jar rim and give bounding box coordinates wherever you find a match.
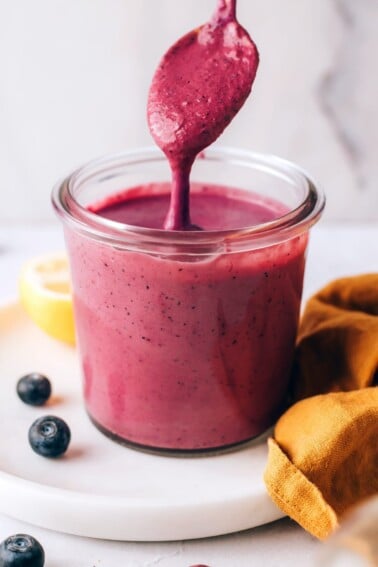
[51,146,325,251]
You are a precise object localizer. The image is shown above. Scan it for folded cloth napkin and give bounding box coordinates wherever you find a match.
[264,274,378,540]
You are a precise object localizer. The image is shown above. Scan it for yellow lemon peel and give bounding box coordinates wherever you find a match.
[19,253,75,345]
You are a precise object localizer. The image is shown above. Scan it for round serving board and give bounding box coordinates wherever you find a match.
[0,300,284,541]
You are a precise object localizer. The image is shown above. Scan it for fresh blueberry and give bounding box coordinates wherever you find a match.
[17,373,51,406]
[28,416,71,458]
[0,533,44,566]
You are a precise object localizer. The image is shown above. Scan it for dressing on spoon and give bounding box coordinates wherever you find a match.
[147,0,259,230]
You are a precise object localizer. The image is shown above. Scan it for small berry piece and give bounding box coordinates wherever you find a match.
[0,533,45,566]
[17,373,51,406]
[28,416,70,458]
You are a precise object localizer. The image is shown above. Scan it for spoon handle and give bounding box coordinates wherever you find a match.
[216,0,237,21]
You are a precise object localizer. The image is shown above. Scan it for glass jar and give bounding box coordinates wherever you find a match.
[52,147,325,454]
[314,497,378,567]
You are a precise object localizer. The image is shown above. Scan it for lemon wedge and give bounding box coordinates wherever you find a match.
[19,252,75,345]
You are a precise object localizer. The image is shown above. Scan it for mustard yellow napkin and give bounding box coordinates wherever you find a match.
[264,274,378,540]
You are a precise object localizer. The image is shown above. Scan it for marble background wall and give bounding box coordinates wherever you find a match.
[0,0,377,223]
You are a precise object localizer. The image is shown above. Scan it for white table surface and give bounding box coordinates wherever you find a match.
[0,221,377,567]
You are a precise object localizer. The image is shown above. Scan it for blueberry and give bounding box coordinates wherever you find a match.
[28,416,70,458]
[0,533,44,566]
[17,373,51,406]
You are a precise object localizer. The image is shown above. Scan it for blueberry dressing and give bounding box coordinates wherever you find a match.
[147,0,259,229]
[63,1,309,451]
[66,188,307,449]
[90,183,284,231]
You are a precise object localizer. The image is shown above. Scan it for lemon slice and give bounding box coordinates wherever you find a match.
[19,252,75,345]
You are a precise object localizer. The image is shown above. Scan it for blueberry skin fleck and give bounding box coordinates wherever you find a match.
[17,373,51,406]
[0,533,45,566]
[28,416,71,458]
